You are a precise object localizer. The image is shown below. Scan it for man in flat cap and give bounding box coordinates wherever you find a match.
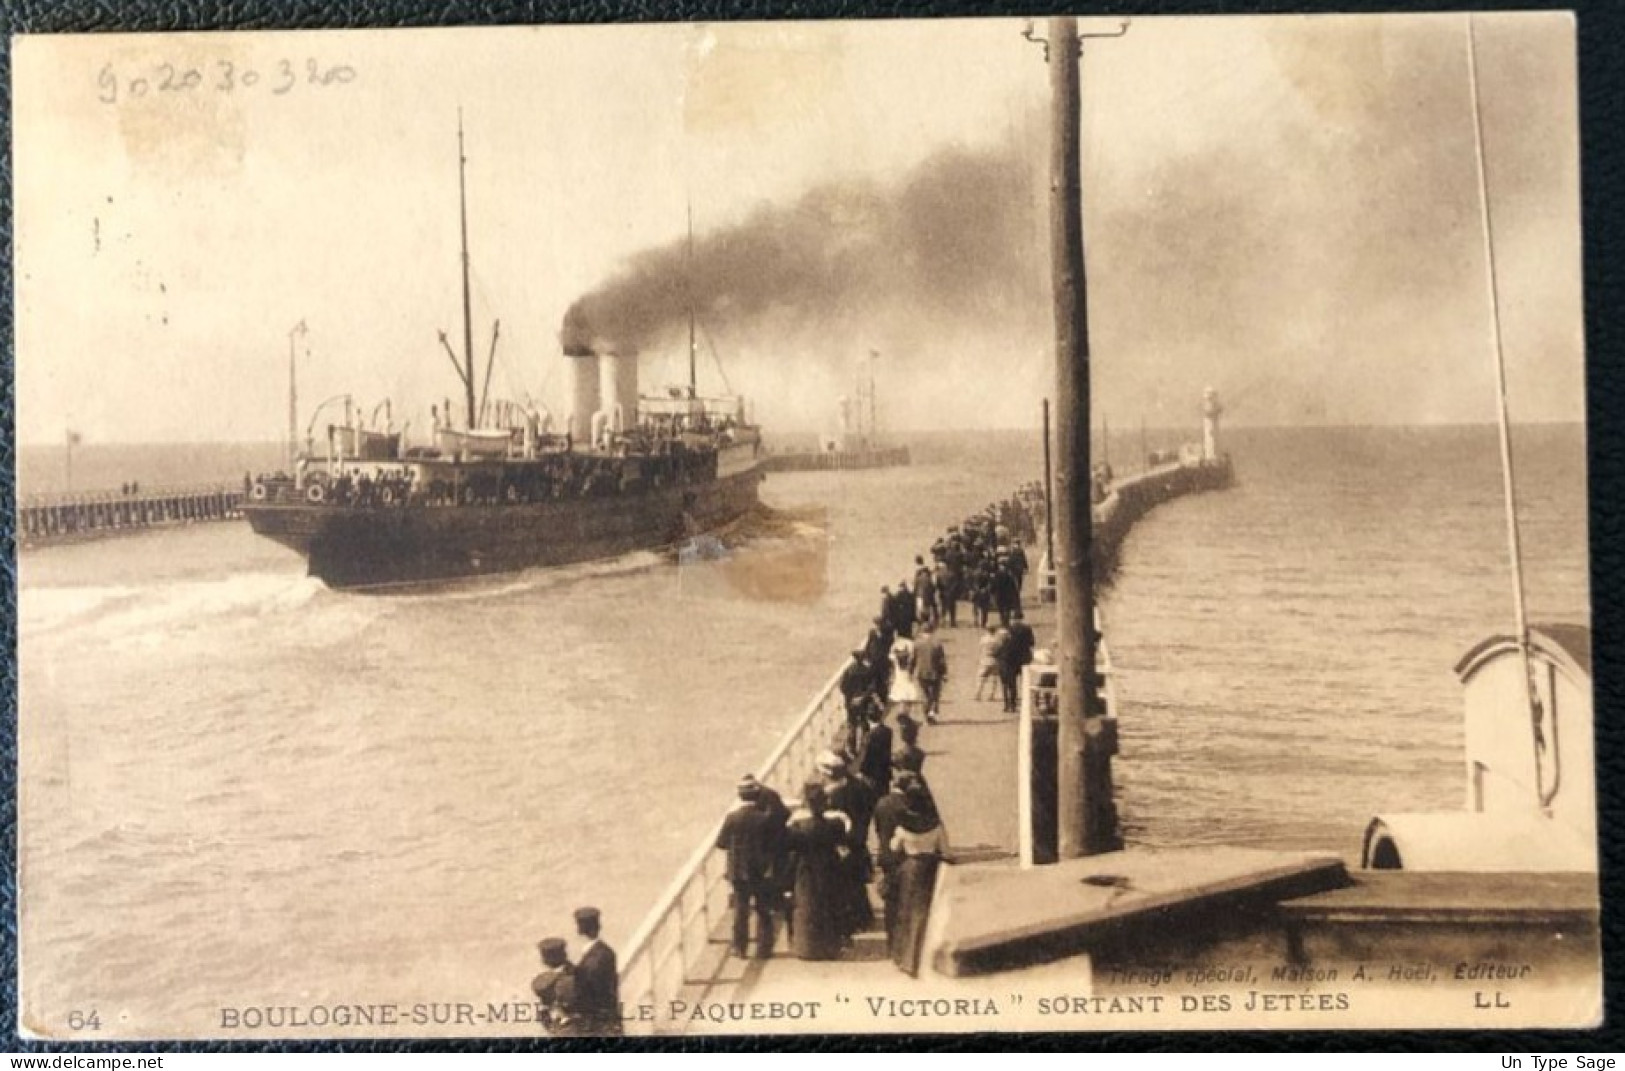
[571,906,621,1035]
[864,617,895,703]
[871,771,918,948]
[530,937,579,1037]
[715,774,784,959]
[839,649,873,717]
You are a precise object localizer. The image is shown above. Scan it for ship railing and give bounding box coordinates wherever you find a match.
[618,661,849,1031]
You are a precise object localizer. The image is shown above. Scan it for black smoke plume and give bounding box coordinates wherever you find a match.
[558,141,1045,358]
[560,18,1577,430]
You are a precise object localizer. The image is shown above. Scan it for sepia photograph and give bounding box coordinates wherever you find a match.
[12,11,1599,1040]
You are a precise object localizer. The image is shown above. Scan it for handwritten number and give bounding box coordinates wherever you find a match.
[99,57,354,101]
[67,1009,101,1031]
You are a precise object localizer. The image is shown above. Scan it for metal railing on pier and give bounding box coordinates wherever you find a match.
[617,661,850,1026]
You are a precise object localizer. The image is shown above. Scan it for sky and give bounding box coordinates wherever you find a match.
[13,13,1585,445]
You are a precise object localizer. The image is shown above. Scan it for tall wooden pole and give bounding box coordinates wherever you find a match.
[1049,15,1105,859]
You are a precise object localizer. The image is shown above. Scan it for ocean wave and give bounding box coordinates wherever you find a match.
[62,573,337,650]
[18,585,143,636]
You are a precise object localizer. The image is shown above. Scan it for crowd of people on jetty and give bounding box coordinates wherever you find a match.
[526,485,1046,1034]
[709,486,1047,981]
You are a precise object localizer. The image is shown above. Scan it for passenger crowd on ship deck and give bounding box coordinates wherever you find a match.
[711,487,1046,981]
[249,441,721,509]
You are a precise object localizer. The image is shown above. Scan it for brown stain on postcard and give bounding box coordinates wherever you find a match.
[1265,17,1393,128]
[684,24,842,134]
[114,43,248,179]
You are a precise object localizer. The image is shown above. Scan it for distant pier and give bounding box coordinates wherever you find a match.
[18,485,247,548]
[760,445,912,473]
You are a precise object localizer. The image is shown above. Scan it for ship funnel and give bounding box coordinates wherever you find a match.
[598,352,639,434]
[567,353,601,442]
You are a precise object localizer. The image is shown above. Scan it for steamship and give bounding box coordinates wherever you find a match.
[761,356,911,473]
[241,122,764,591]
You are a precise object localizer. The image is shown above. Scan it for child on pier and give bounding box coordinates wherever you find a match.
[975,624,1004,701]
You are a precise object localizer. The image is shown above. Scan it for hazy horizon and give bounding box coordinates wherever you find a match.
[15,416,1590,452]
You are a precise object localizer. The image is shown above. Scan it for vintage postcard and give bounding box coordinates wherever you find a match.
[14,13,1598,1040]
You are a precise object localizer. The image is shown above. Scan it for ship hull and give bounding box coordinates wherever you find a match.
[243,467,764,591]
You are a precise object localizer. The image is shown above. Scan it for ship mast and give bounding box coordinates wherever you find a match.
[458,110,477,429]
[287,320,307,469]
[686,201,698,400]
[868,350,879,444]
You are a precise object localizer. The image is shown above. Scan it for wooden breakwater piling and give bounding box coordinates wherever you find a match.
[759,445,912,473]
[19,485,247,548]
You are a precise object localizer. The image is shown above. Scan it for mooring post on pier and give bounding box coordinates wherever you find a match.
[1048,14,1115,858]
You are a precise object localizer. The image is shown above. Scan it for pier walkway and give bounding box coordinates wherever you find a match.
[622,593,1068,1034]
[730,601,1045,997]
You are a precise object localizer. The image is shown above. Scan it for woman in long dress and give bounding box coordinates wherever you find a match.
[785,783,849,961]
[889,782,947,977]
